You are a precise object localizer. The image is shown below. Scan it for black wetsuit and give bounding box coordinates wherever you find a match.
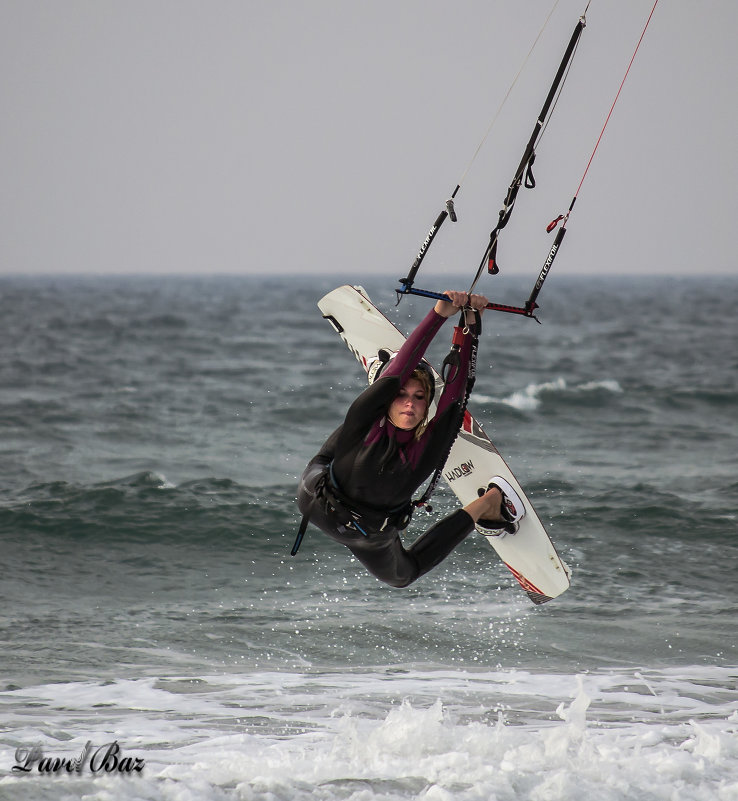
[297,307,478,588]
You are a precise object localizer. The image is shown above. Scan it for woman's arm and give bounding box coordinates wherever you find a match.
[381,290,487,387]
[434,292,488,417]
[339,291,488,447]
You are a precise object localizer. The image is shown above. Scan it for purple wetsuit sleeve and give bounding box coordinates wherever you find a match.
[337,308,445,452]
[378,305,474,417]
[434,323,474,417]
[381,309,446,385]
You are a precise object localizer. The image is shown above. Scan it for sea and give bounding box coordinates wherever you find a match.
[0,273,736,801]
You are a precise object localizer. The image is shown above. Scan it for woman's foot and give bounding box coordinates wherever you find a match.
[472,477,526,538]
[463,484,503,524]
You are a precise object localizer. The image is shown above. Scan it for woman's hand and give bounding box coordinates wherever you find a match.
[434,290,489,318]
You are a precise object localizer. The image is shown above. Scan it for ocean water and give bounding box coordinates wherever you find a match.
[0,273,736,800]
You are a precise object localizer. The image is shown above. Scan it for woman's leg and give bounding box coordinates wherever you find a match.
[405,486,504,580]
[345,495,503,588]
[298,461,420,588]
[345,533,420,589]
[297,467,505,589]
[407,509,475,580]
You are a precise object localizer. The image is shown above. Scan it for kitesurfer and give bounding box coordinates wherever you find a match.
[296,291,523,587]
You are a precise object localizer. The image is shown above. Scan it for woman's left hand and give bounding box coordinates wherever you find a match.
[434,291,489,318]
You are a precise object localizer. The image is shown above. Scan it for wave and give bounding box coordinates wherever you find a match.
[474,377,623,411]
[0,471,297,546]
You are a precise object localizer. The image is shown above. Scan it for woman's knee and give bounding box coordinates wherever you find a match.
[349,545,419,588]
[382,573,417,589]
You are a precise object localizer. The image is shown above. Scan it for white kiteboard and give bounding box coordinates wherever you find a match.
[318,284,571,604]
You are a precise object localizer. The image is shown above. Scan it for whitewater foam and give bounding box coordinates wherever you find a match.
[1,667,735,801]
[474,377,624,411]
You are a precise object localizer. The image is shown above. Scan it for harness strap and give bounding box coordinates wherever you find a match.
[291,514,310,556]
[327,463,412,530]
[291,463,414,555]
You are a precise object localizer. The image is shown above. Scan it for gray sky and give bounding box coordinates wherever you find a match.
[1,1,735,278]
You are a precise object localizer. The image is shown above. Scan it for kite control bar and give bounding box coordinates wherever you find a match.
[395,282,542,323]
[395,198,568,323]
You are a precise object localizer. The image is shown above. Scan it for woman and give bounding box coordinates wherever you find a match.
[296,290,519,587]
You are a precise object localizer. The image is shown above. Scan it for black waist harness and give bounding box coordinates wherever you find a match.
[291,463,413,556]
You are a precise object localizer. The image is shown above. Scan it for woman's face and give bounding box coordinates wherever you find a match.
[388,378,428,430]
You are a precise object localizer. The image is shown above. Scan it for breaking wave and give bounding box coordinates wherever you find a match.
[474,377,623,411]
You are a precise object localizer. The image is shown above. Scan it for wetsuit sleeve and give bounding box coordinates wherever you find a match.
[315,425,341,463]
[337,307,447,449]
[338,377,399,449]
[408,319,476,477]
[434,316,476,416]
[301,425,341,476]
[381,308,446,385]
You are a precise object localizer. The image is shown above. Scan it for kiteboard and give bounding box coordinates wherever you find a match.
[318,284,571,605]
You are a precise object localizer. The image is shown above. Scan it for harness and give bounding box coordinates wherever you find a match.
[291,463,413,556]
